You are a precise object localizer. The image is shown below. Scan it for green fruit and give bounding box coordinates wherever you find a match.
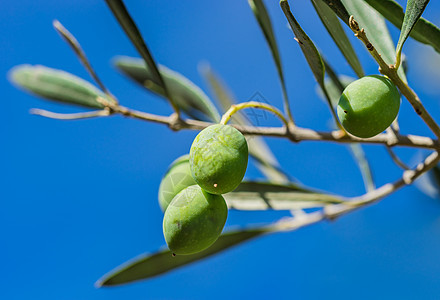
[337,75,400,138]
[163,185,228,255]
[189,124,248,195]
[158,155,197,212]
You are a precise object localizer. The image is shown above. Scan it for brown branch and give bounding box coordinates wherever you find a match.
[111,105,440,150]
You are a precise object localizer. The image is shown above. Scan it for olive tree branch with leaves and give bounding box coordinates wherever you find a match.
[9,0,440,287]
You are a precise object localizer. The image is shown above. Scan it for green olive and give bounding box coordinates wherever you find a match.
[163,185,228,255]
[189,124,248,195]
[337,75,400,138]
[158,155,197,212]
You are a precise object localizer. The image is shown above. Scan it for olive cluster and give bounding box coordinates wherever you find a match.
[159,125,248,255]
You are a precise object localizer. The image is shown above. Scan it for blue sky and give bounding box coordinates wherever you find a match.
[2,0,440,299]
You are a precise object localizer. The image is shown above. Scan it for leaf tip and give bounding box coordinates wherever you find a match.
[52,19,61,29]
[8,64,33,87]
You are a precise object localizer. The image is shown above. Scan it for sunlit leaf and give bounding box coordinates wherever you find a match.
[225,181,344,210]
[348,143,375,192]
[96,228,270,286]
[105,0,176,109]
[280,0,340,126]
[53,20,113,99]
[114,56,220,122]
[396,0,430,67]
[320,0,351,25]
[281,1,324,86]
[9,64,114,109]
[316,74,355,108]
[311,0,364,77]
[340,0,407,82]
[365,0,440,53]
[248,0,292,122]
[200,64,290,183]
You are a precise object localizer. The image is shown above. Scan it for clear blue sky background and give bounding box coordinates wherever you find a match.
[3,1,440,299]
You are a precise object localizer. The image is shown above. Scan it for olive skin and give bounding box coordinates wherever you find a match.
[189,124,248,195]
[337,75,400,138]
[163,185,228,255]
[158,155,196,212]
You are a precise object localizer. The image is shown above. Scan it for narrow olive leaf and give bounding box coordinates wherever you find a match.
[317,74,354,108]
[322,59,346,96]
[365,0,440,53]
[281,1,324,86]
[320,0,351,25]
[53,20,114,100]
[9,65,114,109]
[311,0,364,78]
[395,0,430,68]
[348,144,375,191]
[200,64,290,183]
[280,0,340,126]
[96,228,271,286]
[114,56,220,122]
[224,181,344,210]
[340,0,407,82]
[248,0,293,123]
[104,0,177,111]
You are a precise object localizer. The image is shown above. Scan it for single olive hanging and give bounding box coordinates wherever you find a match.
[337,75,400,138]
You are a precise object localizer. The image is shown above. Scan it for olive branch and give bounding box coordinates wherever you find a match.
[9,0,440,286]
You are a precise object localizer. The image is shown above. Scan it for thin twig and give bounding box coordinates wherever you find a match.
[31,104,440,150]
[326,150,440,218]
[107,105,440,150]
[274,150,440,232]
[31,108,111,120]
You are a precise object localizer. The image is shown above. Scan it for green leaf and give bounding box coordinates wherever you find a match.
[340,0,407,82]
[281,1,324,86]
[200,64,290,183]
[396,0,430,67]
[105,0,176,109]
[280,0,340,127]
[114,56,220,122]
[311,0,364,77]
[248,0,293,122]
[224,181,344,210]
[9,64,114,109]
[348,143,375,192]
[365,0,440,54]
[321,0,352,24]
[96,228,270,286]
[317,74,355,108]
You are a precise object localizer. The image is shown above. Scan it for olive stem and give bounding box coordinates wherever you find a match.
[219,101,289,128]
[348,16,440,139]
[32,104,440,151]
